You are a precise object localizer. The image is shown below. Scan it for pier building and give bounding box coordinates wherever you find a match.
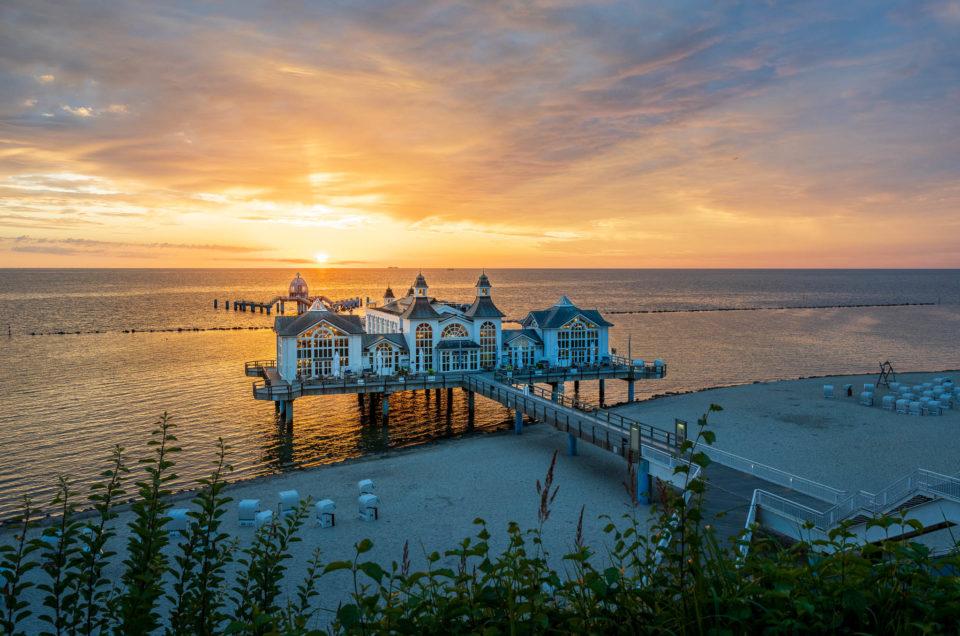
[268,272,625,381]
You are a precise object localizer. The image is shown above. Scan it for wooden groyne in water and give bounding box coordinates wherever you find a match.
[504,301,937,322]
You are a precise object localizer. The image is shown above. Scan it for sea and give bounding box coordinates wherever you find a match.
[1,268,958,520]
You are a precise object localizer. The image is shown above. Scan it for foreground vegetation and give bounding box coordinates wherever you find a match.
[2,409,959,635]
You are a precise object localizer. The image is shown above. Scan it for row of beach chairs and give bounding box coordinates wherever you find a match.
[166,479,381,535]
[824,377,957,416]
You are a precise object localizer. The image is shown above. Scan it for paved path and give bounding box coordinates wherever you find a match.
[698,463,833,548]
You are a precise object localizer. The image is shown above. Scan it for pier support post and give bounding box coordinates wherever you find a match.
[382,392,390,416]
[468,390,475,414]
[446,387,453,402]
[627,379,635,403]
[435,388,441,401]
[357,393,364,405]
[568,434,578,456]
[515,410,523,435]
[574,380,580,392]
[599,379,605,405]
[636,459,650,505]
[213,299,218,309]
[226,300,230,310]
[274,400,280,413]
[549,382,559,402]
[282,400,293,425]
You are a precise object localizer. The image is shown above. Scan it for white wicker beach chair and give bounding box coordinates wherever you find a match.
[359,494,380,521]
[823,385,835,399]
[842,383,853,397]
[895,399,909,414]
[279,489,299,515]
[881,395,895,411]
[908,401,922,416]
[167,508,191,536]
[859,391,873,406]
[316,499,336,528]
[889,382,901,392]
[238,499,260,526]
[255,509,274,529]
[358,478,375,495]
[864,383,875,394]
[923,401,942,416]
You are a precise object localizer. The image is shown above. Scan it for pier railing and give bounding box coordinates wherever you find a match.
[252,372,473,399]
[245,359,277,373]
[486,375,678,449]
[704,447,847,504]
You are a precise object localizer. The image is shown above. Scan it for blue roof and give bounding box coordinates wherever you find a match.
[521,298,613,329]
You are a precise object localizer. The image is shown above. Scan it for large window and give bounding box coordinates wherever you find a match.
[373,342,397,373]
[296,323,350,377]
[415,323,433,371]
[441,323,469,339]
[512,339,535,367]
[557,317,598,365]
[441,348,478,372]
[479,321,496,368]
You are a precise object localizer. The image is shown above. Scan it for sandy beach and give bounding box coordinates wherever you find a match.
[1,423,652,631]
[4,370,959,630]
[614,370,960,493]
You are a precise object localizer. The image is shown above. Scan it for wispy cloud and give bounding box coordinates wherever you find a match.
[0,0,957,266]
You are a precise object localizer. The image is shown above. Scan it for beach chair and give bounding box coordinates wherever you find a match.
[923,401,942,416]
[889,382,901,393]
[359,494,380,521]
[859,391,873,406]
[934,377,944,384]
[279,489,299,515]
[881,395,895,411]
[923,382,934,390]
[823,385,835,399]
[908,401,922,416]
[358,479,375,495]
[864,383,875,394]
[895,398,909,414]
[316,499,336,528]
[167,508,191,536]
[923,390,935,399]
[238,499,260,526]
[255,509,274,529]
[842,383,853,397]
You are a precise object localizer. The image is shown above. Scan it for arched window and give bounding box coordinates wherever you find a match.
[374,341,396,372]
[557,317,598,365]
[479,321,496,368]
[415,323,433,371]
[441,323,469,339]
[296,323,349,377]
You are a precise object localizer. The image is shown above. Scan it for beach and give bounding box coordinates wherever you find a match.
[4,369,960,630]
[1,422,652,632]
[613,370,960,493]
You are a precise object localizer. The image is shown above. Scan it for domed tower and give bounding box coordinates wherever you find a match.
[289,273,309,298]
[465,272,504,318]
[413,272,429,297]
[383,285,395,305]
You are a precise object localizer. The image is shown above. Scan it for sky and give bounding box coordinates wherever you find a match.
[1,0,959,268]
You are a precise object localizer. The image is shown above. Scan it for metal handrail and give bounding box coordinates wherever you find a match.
[704,446,847,504]
[245,359,277,371]
[494,375,677,448]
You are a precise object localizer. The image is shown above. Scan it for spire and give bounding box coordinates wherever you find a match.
[554,296,574,307]
[384,285,395,302]
[475,272,491,297]
[413,271,429,297]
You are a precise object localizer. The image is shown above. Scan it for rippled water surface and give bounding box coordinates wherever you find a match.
[1,268,958,518]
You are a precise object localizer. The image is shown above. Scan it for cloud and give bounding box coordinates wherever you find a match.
[0,0,958,265]
[0,235,267,256]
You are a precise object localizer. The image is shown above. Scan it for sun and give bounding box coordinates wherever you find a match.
[314,252,329,264]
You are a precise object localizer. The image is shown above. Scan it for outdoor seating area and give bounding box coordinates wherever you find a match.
[824,376,957,417]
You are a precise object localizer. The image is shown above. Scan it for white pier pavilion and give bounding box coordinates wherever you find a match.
[271,272,621,382]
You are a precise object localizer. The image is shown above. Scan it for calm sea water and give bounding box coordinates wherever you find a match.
[1,268,958,519]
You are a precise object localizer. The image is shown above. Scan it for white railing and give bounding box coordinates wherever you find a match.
[705,446,847,504]
[753,468,960,532]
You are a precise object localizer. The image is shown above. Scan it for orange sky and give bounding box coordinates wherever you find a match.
[1,1,959,268]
